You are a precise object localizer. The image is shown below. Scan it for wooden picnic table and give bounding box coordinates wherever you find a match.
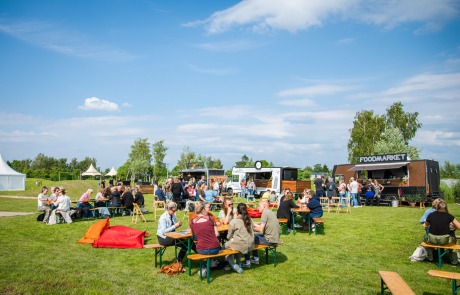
[292,206,311,235]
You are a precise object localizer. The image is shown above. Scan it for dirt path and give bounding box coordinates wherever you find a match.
[0,195,35,199]
[0,212,36,217]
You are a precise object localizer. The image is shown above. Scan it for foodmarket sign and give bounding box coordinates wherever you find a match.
[359,153,408,163]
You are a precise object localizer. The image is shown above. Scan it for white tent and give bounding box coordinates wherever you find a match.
[0,154,26,191]
[81,164,101,176]
[105,167,117,176]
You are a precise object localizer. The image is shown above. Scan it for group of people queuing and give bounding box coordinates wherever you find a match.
[37,184,145,224]
[155,175,228,210]
[314,175,384,208]
[157,198,281,277]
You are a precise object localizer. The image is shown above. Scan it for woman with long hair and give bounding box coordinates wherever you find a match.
[277,192,299,232]
[224,203,254,274]
[424,200,460,266]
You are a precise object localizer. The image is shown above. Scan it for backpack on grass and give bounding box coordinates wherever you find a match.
[409,246,427,262]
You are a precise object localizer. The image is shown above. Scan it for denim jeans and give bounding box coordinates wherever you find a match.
[240,188,246,198]
[339,193,347,206]
[245,233,278,259]
[351,193,358,206]
[77,202,93,218]
[247,190,254,201]
[108,203,124,215]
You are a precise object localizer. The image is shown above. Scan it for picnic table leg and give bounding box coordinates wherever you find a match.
[265,247,269,264]
[380,278,386,295]
[206,258,211,284]
[187,238,192,277]
[438,247,447,268]
[453,279,459,295]
[292,213,296,235]
[199,260,203,281]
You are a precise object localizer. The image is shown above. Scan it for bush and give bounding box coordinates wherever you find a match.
[452,181,460,202]
[440,182,453,203]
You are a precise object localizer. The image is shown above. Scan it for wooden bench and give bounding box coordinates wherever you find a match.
[427,270,460,295]
[311,217,325,236]
[379,271,415,295]
[144,243,168,268]
[421,242,460,268]
[187,249,240,283]
[107,206,126,217]
[251,241,284,267]
[278,218,290,235]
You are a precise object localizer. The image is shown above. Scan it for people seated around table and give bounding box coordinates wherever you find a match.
[244,200,280,267]
[261,189,270,202]
[424,200,460,266]
[204,185,219,210]
[277,192,299,232]
[364,186,375,206]
[297,189,311,205]
[224,203,254,274]
[190,202,221,277]
[306,189,323,230]
[155,185,166,201]
[49,187,60,206]
[420,198,441,234]
[54,188,72,224]
[189,202,221,225]
[157,201,188,264]
[77,189,94,218]
[37,186,52,224]
[108,186,123,216]
[122,187,134,216]
[134,187,144,207]
[219,197,237,225]
[95,188,108,207]
[196,182,206,202]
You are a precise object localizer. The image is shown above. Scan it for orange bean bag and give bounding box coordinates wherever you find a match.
[247,207,262,218]
[78,218,110,244]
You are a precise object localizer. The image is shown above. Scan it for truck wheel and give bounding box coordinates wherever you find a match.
[227,188,233,196]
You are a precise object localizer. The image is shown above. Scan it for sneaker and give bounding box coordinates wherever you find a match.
[242,260,251,268]
[294,223,302,228]
[452,264,458,267]
[287,229,293,233]
[232,264,243,274]
[210,259,219,268]
[200,268,207,277]
[224,265,231,271]
[353,206,358,208]
[250,257,260,265]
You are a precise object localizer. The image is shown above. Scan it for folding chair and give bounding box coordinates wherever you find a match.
[132,203,146,224]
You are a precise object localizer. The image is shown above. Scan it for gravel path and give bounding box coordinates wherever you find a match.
[0,195,35,199]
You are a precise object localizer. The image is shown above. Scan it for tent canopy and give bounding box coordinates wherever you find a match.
[82,164,102,176]
[0,154,26,191]
[105,167,117,176]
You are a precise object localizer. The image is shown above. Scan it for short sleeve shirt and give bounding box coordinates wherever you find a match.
[37,193,48,207]
[427,211,455,235]
[314,178,324,191]
[260,210,280,244]
[218,208,237,220]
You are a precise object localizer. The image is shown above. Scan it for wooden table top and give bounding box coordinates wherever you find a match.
[293,206,310,213]
[164,224,229,240]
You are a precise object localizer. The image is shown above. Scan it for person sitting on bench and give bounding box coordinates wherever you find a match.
[420,198,441,234]
[218,197,237,225]
[277,192,299,232]
[307,189,323,229]
[77,189,94,219]
[134,187,144,207]
[122,187,134,216]
[245,200,280,266]
[108,186,123,216]
[157,202,188,264]
[190,202,220,277]
[54,188,73,224]
[224,203,254,274]
[424,200,460,266]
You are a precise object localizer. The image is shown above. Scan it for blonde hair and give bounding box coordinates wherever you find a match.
[436,200,448,213]
[305,189,314,196]
[195,202,206,214]
[432,198,442,209]
[87,189,93,194]
[284,192,294,201]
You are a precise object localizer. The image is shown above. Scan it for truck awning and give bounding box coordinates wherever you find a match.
[347,162,409,171]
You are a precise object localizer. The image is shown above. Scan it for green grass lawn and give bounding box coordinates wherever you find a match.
[0,195,459,294]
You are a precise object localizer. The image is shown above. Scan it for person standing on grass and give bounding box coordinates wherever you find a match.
[171,177,184,210]
[190,202,221,277]
[246,179,256,201]
[325,177,337,205]
[240,178,246,199]
[424,200,460,266]
[37,186,52,224]
[314,175,325,198]
[244,200,280,267]
[373,180,384,207]
[348,177,359,208]
[224,203,254,274]
[338,179,347,208]
[54,188,72,224]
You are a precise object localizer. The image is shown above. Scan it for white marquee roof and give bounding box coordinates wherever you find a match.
[0,154,25,176]
[81,164,101,176]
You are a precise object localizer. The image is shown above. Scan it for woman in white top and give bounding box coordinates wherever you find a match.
[54,188,73,224]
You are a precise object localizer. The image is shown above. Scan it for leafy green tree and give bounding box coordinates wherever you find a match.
[440,161,460,179]
[129,138,152,163]
[152,140,168,178]
[130,159,151,176]
[322,164,329,173]
[385,102,422,144]
[347,110,386,163]
[373,127,421,160]
[298,166,313,180]
[313,164,323,172]
[177,146,196,170]
[235,155,250,167]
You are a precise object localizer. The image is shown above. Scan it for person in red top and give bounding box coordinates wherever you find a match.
[190,202,221,276]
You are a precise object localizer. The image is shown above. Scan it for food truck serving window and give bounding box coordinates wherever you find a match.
[282,169,298,181]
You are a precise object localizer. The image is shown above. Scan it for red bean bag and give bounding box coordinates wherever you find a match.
[108,225,149,237]
[247,207,262,218]
[92,229,145,249]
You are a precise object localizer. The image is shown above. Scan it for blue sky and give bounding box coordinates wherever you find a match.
[1,0,460,171]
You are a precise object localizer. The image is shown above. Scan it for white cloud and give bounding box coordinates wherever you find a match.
[122,103,132,108]
[279,98,317,107]
[78,97,120,112]
[186,0,459,34]
[0,18,137,62]
[277,84,352,97]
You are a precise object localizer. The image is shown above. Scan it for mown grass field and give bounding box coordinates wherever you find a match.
[0,181,459,294]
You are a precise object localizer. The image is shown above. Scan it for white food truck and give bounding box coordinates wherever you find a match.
[226,165,310,197]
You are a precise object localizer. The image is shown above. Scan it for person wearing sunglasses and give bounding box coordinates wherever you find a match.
[157,202,187,263]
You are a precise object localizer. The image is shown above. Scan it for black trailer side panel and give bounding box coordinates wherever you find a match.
[426,160,440,195]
